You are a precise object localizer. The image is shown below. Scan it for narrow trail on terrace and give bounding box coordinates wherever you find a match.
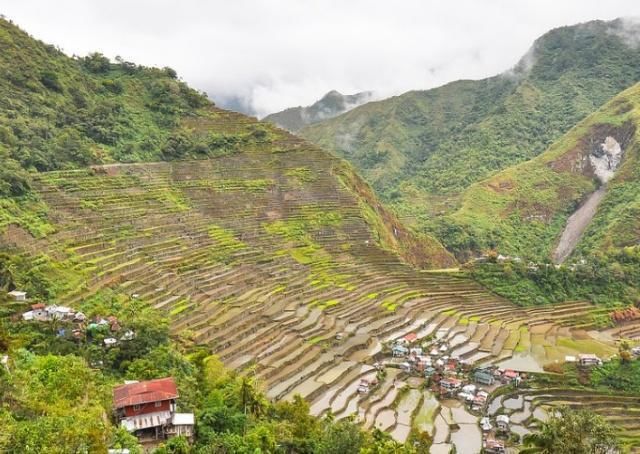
[553,187,606,264]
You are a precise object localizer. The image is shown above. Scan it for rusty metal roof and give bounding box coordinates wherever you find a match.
[113,377,179,409]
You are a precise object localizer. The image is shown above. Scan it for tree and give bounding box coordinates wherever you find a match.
[619,340,632,364]
[316,418,365,454]
[82,52,111,73]
[521,407,619,454]
[155,436,191,454]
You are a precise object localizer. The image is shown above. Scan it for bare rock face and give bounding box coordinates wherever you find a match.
[590,136,623,184]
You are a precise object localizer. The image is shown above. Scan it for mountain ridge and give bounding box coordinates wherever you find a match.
[300,18,640,259]
[263,89,373,132]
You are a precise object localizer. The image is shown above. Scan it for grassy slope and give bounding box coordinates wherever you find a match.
[0,18,453,271]
[300,19,640,247]
[449,83,640,260]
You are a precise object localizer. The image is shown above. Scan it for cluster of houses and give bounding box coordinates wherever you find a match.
[389,332,471,382]
[480,414,511,453]
[113,377,194,447]
[22,302,86,323]
[384,332,531,451]
[20,300,135,348]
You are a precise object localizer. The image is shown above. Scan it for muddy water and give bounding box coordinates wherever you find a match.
[433,412,450,444]
[430,444,454,454]
[364,383,400,428]
[553,187,606,263]
[533,406,550,422]
[511,424,531,437]
[450,423,482,454]
[511,401,532,424]
[331,372,376,412]
[374,408,396,431]
[390,423,411,442]
[498,352,545,373]
[396,390,422,426]
[503,395,524,410]
[446,400,482,453]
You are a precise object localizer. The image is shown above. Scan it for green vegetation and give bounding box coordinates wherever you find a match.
[468,247,640,306]
[0,17,285,241]
[590,357,640,393]
[432,82,640,261]
[520,407,619,454]
[0,289,424,453]
[301,19,640,260]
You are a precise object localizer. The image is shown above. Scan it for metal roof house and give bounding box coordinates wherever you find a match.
[7,290,27,301]
[113,377,194,445]
[474,368,495,385]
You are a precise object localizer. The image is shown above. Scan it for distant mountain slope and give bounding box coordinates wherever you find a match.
[445,82,640,261]
[300,19,640,247]
[263,90,373,132]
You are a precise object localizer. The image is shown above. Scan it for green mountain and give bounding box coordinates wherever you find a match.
[1,17,640,454]
[451,82,640,261]
[300,19,640,257]
[263,89,373,132]
[0,18,451,269]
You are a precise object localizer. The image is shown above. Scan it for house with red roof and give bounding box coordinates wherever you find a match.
[403,332,418,343]
[113,377,194,444]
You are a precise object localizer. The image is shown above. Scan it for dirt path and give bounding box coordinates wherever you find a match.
[553,187,606,264]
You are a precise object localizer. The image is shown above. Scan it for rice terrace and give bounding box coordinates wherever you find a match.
[1,5,640,454]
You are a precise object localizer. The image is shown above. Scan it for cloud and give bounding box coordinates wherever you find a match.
[3,0,640,117]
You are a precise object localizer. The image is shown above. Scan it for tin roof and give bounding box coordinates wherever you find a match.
[113,377,178,409]
[403,332,417,342]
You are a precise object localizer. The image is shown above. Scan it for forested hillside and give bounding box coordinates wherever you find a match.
[0,18,450,269]
[448,83,640,260]
[0,17,457,452]
[301,19,640,253]
[2,14,640,453]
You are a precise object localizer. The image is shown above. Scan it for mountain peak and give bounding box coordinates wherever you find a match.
[263,90,374,132]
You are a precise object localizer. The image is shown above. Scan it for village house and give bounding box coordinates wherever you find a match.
[22,303,76,322]
[474,368,495,386]
[439,377,462,395]
[113,377,194,443]
[501,369,519,384]
[496,414,510,432]
[484,438,506,454]
[392,344,409,357]
[113,377,194,444]
[7,290,27,301]
[578,353,603,367]
[403,332,417,344]
[22,303,48,321]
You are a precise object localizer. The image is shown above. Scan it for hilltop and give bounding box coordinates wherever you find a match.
[447,82,640,261]
[300,19,640,251]
[0,18,450,270]
[263,90,373,132]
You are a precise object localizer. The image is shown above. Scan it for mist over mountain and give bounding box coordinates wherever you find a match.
[301,18,640,259]
[3,7,640,454]
[263,90,374,132]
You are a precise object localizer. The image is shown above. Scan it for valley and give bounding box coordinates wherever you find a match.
[7,109,636,450]
[0,12,639,454]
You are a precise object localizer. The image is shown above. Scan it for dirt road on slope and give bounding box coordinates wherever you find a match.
[553,187,606,264]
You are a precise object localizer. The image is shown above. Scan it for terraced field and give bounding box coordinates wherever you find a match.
[487,387,640,451]
[3,109,634,446]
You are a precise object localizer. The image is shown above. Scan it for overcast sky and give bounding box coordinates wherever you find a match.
[3,1,640,117]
